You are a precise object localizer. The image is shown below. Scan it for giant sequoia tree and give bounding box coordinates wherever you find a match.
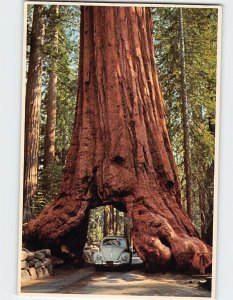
[24,6,211,273]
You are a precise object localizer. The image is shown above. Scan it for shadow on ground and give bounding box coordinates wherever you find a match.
[21,263,211,297]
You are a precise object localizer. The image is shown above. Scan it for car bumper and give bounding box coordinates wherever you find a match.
[95,260,129,266]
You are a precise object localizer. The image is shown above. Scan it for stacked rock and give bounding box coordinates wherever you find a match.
[83,244,99,264]
[21,249,53,283]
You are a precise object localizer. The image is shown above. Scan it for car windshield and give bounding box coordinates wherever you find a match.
[102,238,126,247]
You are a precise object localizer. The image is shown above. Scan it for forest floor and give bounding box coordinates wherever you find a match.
[21,264,211,297]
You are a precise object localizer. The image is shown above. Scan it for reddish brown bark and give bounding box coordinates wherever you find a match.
[23,5,45,222]
[24,6,211,273]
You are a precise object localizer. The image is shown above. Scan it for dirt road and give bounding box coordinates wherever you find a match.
[21,266,211,297]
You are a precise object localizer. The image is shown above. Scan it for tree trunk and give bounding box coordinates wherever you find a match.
[103,206,108,237]
[23,5,45,222]
[178,8,193,221]
[123,213,131,245]
[111,205,115,234]
[198,183,206,239]
[108,206,111,234]
[115,209,119,235]
[24,6,211,273]
[200,161,214,246]
[44,6,59,168]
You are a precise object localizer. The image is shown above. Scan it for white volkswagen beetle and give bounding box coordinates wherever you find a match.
[93,236,132,269]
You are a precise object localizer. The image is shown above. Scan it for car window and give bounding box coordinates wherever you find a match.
[102,238,126,247]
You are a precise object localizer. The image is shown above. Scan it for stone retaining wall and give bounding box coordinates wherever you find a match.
[83,244,99,264]
[21,249,53,283]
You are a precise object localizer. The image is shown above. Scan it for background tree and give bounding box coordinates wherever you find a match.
[152,7,217,243]
[87,206,127,243]
[178,7,193,220]
[29,5,80,216]
[24,5,45,222]
[44,5,59,169]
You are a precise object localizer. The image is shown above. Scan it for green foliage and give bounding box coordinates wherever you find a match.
[31,164,64,216]
[43,5,80,163]
[87,206,127,244]
[30,5,80,215]
[87,207,105,244]
[26,5,34,75]
[152,7,217,238]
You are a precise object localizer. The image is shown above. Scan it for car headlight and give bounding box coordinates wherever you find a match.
[94,252,103,262]
[120,252,130,262]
